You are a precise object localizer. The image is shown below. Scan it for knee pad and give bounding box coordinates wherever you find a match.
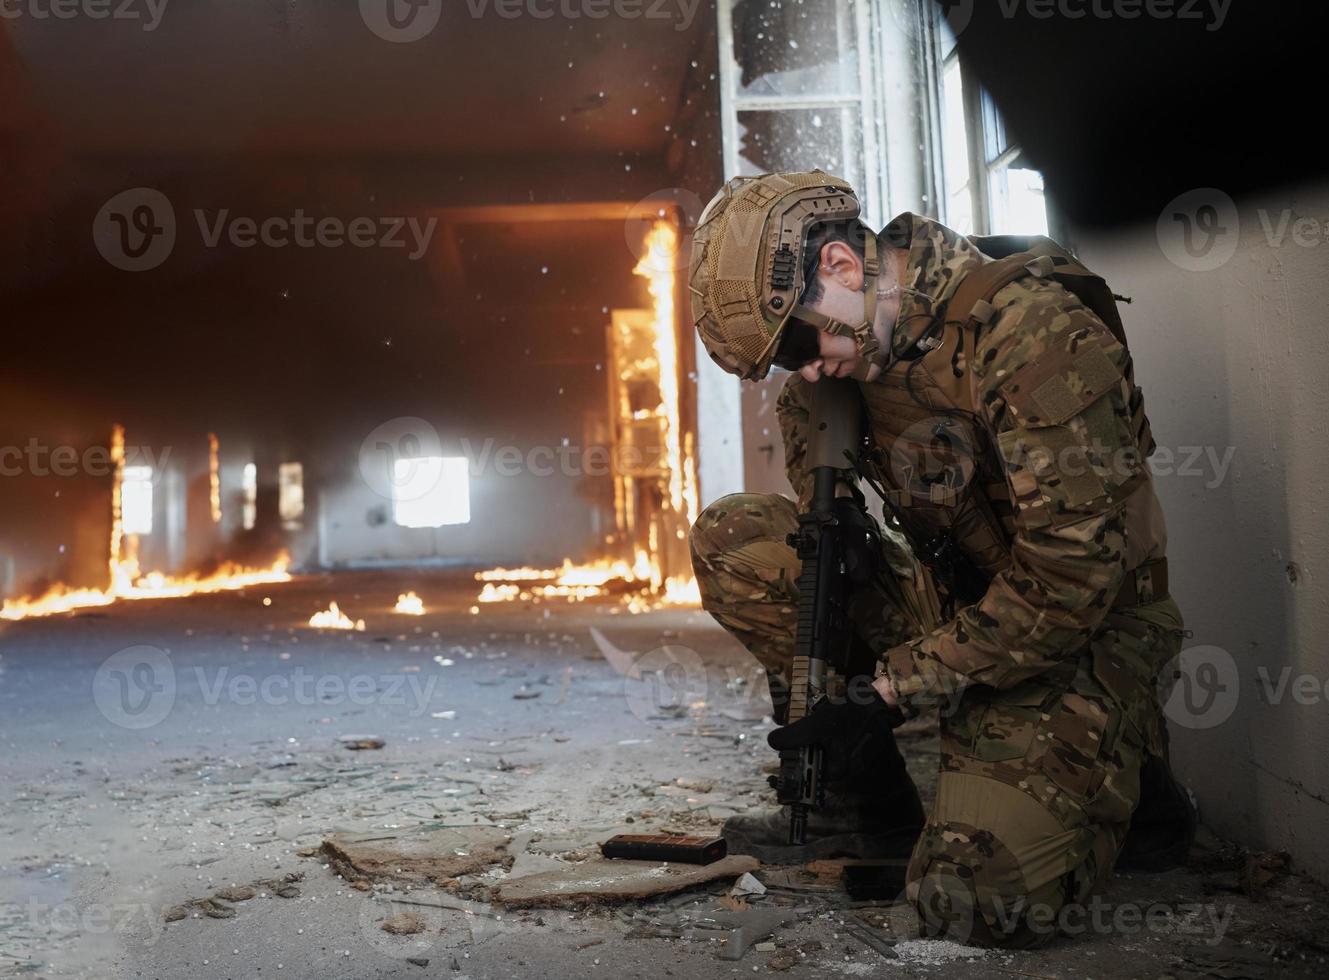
[911,852,1063,949]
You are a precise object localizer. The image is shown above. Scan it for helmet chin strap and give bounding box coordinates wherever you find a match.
[790,233,891,382]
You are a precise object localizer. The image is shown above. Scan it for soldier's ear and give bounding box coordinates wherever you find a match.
[818,241,863,289]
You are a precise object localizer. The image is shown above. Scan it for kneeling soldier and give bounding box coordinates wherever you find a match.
[687,170,1195,947]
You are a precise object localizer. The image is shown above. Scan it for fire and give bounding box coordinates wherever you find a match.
[208,432,222,523]
[474,550,697,610]
[0,425,293,622]
[308,601,365,631]
[633,220,700,528]
[471,219,702,614]
[394,591,425,615]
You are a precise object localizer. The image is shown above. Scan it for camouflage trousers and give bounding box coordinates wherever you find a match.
[689,492,1184,948]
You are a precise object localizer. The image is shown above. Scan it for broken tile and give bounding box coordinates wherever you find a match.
[492,854,759,908]
[321,828,512,886]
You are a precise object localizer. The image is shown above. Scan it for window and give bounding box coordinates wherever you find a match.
[241,462,257,531]
[278,462,304,530]
[717,0,885,226]
[122,465,153,535]
[392,457,470,529]
[929,9,1050,237]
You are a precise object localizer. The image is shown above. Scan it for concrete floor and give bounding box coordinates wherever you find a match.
[1,570,1325,979]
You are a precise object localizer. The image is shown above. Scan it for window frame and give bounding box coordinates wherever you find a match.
[919,2,1066,242]
[715,0,888,228]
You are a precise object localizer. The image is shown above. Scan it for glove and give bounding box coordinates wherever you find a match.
[829,495,881,585]
[767,692,905,775]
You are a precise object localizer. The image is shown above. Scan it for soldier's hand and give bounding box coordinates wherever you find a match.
[767,693,905,764]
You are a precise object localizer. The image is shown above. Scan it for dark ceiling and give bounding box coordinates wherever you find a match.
[3,1,705,156]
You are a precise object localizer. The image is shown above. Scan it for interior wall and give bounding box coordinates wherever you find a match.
[1072,179,1329,880]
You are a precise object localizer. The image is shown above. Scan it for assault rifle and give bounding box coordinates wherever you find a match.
[775,378,879,845]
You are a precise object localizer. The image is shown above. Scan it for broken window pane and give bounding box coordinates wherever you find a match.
[735,107,863,189]
[730,0,861,99]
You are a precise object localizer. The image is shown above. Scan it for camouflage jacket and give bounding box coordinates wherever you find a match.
[778,214,1169,709]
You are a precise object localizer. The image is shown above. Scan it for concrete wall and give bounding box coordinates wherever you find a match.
[1072,180,1329,879]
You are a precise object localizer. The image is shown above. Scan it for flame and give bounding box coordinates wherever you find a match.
[473,549,697,610]
[471,219,702,614]
[308,601,365,631]
[633,220,700,527]
[394,591,425,615]
[0,426,293,622]
[208,432,222,523]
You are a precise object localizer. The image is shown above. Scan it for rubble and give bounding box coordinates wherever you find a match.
[380,912,428,935]
[337,734,386,750]
[492,855,760,908]
[320,828,512,886]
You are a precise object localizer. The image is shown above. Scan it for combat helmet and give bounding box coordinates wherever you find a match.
[688,169,880,381]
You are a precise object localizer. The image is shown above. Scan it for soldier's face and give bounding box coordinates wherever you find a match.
[797,331,869,383]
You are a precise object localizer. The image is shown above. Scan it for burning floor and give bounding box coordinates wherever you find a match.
[1,571,1325,979]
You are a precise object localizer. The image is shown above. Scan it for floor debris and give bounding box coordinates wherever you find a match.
[337,734,387,750]
[320,828,512,886]
[492,855,760,907]
[380,912,428,935]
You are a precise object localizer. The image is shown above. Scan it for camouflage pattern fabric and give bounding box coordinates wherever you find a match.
[690,492,1182,946]
[689,210,1185,947]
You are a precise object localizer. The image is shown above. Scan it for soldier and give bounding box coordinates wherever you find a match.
[687,170,1195,947]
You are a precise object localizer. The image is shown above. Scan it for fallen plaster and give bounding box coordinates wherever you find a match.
[320,828,512,886]
[492,854,760,907]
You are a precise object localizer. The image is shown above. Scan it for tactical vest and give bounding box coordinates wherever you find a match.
[858,236,1158,598]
